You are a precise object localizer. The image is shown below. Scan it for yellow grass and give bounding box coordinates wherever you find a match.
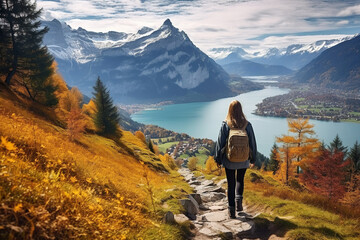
[0,84,192,239]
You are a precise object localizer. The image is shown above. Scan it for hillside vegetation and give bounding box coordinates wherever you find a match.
[0,82,193,239]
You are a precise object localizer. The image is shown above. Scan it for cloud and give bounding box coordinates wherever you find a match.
[337,4,360,17]
[37,0,360,53]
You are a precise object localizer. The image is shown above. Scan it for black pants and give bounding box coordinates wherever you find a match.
[225,168,247,207]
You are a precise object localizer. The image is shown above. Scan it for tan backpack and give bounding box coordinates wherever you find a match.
[226,122,250,162]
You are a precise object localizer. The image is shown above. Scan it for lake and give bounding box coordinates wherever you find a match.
[131,85,360,156]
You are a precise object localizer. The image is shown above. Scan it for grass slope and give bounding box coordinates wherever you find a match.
[0,83,193,239]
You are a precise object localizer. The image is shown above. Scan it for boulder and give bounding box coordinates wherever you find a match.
[174,214,189,224]
[216,178,227,187]
[163,211,175,224]
[189,193,202,205]
[180,198,199,220]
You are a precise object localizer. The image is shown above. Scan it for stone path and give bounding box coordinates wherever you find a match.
[177,168,259,240]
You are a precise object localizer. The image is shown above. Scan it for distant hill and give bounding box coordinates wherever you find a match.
[294,34,360,89]
[42,19,235,104]
[222,60,294,76]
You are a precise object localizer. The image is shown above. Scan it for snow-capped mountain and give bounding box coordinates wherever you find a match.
[210,36,355,70]
[42,19,233,104]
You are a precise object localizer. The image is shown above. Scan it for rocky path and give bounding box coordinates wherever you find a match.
[177,168,260,240]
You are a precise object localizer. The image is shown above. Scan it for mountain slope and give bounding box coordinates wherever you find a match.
[0,82,193,239]
[294,34,360,89]
[42,19,234,104]
[223,60,294,76]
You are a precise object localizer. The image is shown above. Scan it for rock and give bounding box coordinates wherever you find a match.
[199,204,210,211]
[202,179,215,187]
[180,198,199,220]
[189,193,202,205]
[209,205,226,211]
[189,180,202,185]
[184,174,196,182]
[201,210,228,222]
[199,222,232,238]
[201,192,227,202]
[195,185,225,194]
[223,220,254,232]
[174,214,189,224]
[216,178,227,187]
[163,211,175,224]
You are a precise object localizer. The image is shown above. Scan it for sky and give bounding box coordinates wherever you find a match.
[37,0,360,56]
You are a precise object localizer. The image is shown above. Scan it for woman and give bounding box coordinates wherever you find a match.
[214,100,257,219]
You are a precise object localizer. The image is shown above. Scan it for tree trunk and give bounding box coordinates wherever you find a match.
[5,0,18,85]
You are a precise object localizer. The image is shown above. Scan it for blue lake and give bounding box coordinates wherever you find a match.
[132,86,360,156]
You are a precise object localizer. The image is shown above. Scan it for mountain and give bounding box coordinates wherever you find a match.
[222,60,294,76]
[210,37,354,70]
[42,19,234,104]
[294,34,360,90]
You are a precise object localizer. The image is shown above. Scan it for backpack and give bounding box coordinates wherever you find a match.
[226,122,250,162]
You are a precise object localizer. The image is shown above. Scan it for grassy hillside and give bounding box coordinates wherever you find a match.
[0,83,193,239]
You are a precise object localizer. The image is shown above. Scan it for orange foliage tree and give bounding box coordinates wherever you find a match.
[134,131,146,143]
[275,141,296,185]
[300,149,349,200]
[277,118,320,176]
[205,156,221,175]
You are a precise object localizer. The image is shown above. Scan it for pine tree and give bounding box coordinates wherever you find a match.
[349,141,360,172]
[1,0,57,105]
[328,134,348,156]
[268,143,280,174]
[1,0,51,84]
[148,139,155,153]
[92,77,120,138]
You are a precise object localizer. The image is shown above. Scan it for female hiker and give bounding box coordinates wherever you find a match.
[214,100,257,219]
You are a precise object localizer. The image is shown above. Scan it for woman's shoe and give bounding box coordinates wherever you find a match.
[228,206,236,219]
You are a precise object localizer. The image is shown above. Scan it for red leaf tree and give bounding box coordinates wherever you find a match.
[300,149,349,200]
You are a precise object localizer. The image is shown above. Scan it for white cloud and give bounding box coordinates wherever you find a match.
[337,4,360,17]
[37,0,360,53]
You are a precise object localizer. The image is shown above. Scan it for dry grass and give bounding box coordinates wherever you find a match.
[0,83,192,239]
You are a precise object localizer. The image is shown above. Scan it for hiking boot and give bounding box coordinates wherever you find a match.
[236,197,243,212]
[228,206,236,219]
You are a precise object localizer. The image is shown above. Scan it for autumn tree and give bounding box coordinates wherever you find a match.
[188,157,198,171]
[275,141,296,185]
[159,154,177,170]
[134,131,146,143]
[300,149,348,200]
[205,156,221,175]
[92,77,120,138]
[278,118,320,175]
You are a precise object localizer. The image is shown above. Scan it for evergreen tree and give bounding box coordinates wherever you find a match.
[328,134,347,156]
[148,139,155,153]
[1,0,57,105]
[92,77,120,138]
[349,141,360,172]
[268,143,280,174]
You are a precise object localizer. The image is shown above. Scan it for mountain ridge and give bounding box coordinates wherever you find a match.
[42,19,236,104]
[294,34,360,90]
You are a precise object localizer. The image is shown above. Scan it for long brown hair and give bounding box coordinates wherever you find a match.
[225,100,247,128]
